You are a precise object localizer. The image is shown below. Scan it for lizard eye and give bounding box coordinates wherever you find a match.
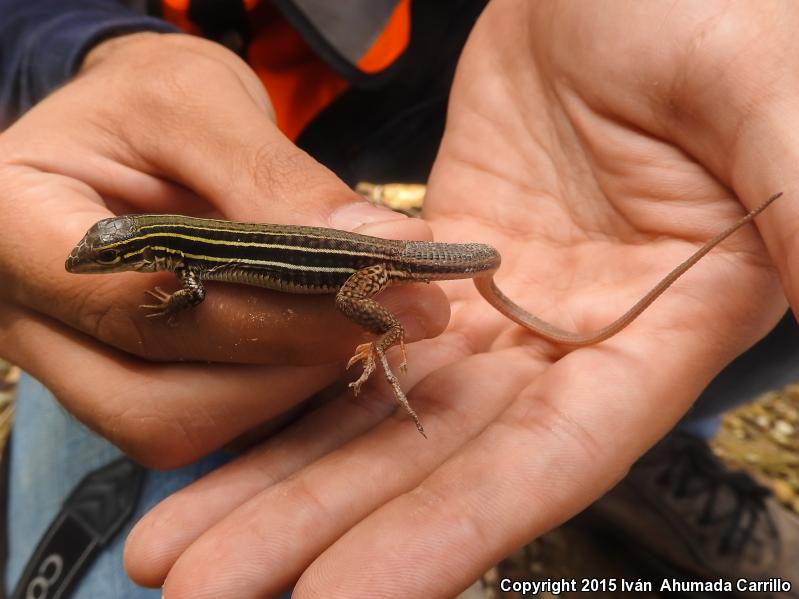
[96,249,120,264]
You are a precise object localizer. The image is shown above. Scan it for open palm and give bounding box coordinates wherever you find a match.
[126,2,798,597]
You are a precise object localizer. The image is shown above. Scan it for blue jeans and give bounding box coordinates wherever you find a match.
[5,374,233,598]
[7,314,799,596]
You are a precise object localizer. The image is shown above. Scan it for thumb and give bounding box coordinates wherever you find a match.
[690,81,799,316]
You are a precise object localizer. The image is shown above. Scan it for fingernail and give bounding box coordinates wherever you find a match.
[329,201,405,230]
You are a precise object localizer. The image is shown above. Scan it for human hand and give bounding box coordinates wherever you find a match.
[123,1,799,597]
[0,32,449,467]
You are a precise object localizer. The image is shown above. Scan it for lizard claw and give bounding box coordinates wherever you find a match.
[397,338,408,374]
[347,342,376,396]
[346,342,373,370]
[140,287,172,313]
[143,286,171,302]
[140,287,178,325]
[345,340,424,436]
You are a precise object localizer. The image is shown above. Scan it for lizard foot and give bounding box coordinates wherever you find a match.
[397,337,408,374]
[347,342,376,396]
[140,287,179,325]
[346,341,424,437]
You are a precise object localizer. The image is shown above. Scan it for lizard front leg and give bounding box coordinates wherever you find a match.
[335,265,423,437]
[140,268,205,325]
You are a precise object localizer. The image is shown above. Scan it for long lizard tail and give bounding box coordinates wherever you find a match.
[473,192,783,346]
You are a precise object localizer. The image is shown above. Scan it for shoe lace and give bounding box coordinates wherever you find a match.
[653,436,777,558]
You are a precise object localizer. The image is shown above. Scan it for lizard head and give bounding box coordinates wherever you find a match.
[66,216,155,273]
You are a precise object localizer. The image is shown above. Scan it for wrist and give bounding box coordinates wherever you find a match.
[80,31,165,72]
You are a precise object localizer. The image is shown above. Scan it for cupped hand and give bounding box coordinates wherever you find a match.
[122,1,799,598]
[0,32,448,466]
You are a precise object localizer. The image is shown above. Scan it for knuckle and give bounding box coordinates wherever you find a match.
[249,141,309,202]
[54,383,197,469]
[409,482,488,544]
[91,49,235,136]
[69,288,152,359]
[105,405,203,470]
[247,141,349,213]
[283,477,335,526]
[91,304,150,357]
[99,380,223,469]
[67,282,182,362]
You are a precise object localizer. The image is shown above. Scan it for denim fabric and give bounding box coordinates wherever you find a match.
[5,374,235,598]
[677,414,723,440]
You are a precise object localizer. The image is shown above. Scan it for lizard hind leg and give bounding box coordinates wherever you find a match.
[336,265,424,436]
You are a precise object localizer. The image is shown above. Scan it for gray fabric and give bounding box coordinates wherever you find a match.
[291,0,400,63]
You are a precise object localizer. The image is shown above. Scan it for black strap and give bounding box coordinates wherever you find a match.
[10,457,143,599]
[188,0,250,57]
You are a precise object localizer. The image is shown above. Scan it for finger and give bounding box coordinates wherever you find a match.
[1,302,339,468]
[123,377,403,589]
[124,334,472,586]
[292,312,776,598]
[715,130,799,316]
[636,20,799,313]
[130,347,544,596]
[0,179,450,364]
[0,140,209,216]
[0,33,453,365]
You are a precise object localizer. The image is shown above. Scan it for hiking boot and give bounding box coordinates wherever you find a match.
[583,432,799,598]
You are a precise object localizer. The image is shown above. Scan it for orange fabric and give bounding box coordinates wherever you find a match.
[357,0,411,73]
[161,0,200,34]
[159,1,410,139]
[160,1,348,139]
[246,3,349,140]
[163,0,260,11]
[162,0,188,10]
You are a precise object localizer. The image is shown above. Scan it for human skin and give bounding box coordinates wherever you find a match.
[0,32,450,466]
[5,0,799,597]
[124,1,799,598]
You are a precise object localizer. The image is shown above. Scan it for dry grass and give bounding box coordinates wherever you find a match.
[0,358,16,452]
[713,385,799,515]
